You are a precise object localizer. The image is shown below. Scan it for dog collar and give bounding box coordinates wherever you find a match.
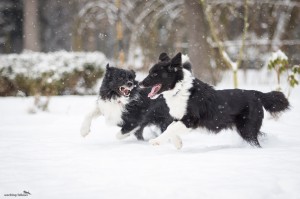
[172,81,184,97]
[173,89,180,97]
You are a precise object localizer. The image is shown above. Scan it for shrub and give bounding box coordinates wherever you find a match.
[0,51,107,96]
[267,50,300,97]
[267,50,289,90]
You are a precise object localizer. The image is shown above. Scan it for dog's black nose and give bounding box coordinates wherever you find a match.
[127,81,133,87]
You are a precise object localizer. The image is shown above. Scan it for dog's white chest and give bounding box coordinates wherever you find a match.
[162,69,193,120]
[164,90,190,120]
[98,97,128,126]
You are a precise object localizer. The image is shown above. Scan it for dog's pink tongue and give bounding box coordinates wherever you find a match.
[148,86,158,98]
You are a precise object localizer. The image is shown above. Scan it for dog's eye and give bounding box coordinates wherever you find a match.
[151,73,157,77]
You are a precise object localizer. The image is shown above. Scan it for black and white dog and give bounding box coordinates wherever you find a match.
[139,52,290,149]
[80,64,173,140]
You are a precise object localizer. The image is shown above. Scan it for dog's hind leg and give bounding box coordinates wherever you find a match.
[116,123,140,140]
[149,121,190,149]
[236,120,262,147]
[80,104,101,137]
[235,105,263,147]
[236,124,261,147]
[132,119,152,140]
[133,125,146,140]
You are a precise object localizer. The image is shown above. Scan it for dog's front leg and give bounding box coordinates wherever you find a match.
[80,105,101,137]
[149,121,189,149]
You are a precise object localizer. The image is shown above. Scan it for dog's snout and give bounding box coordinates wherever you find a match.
[127,81,133,87]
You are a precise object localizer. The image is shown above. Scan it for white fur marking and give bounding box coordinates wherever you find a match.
[181,54,190,64]
[80,103,101,137]
[80,96,130,137]
[149,121,190,149]
[98,96,129,126]
[162,69,194,119]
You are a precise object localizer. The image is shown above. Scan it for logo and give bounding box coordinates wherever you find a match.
[4,191,31,197]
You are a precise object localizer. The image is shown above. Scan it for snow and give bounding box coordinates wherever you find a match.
[0,51,108,79]
[269,49,288,62]
[1,80,300,198]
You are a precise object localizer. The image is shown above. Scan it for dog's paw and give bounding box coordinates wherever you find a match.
[116,131,130,140]
[80,128,90,137]
[171,135,183,150]
[149,138,161,146]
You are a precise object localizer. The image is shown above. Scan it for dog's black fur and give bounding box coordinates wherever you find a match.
[140,52,290,147]
[81,64,173,140]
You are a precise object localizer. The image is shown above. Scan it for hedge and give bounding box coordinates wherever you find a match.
[0,51,107,96]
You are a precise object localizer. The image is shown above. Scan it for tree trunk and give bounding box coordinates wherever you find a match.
[23,0,40,51]
[185,0,216,84]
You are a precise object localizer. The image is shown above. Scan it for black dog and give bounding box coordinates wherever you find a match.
[80,64,172,140]
[139,52,289,149]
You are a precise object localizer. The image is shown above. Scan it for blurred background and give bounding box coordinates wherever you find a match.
[0,0,300,97]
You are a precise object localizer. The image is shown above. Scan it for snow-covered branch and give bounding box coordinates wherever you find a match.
[208,0,300,7]
[209,39,300,47]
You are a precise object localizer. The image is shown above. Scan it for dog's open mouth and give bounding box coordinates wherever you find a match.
[148,84,162,98]
[119,86,132,97]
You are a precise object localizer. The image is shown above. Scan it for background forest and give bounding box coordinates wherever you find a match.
[0,0,300,96]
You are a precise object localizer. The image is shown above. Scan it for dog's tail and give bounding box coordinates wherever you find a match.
[182,54,192,71]
[256,91,289,116]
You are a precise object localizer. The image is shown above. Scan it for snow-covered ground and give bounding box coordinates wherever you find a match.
[1,78,300,199]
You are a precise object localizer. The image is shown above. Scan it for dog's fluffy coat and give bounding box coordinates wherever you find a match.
[80,64,173,140]
[140,52,290,149]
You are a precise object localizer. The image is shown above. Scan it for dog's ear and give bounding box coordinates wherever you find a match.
[130,70,136,79]
[159,52,170,62]
[106,63,110,70]
[171,52,182,68]
[105,63,111,77]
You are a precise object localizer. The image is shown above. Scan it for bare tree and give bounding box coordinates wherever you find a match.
[75,0,187,69]
[200,0,249,88]
[185,0,216,83]
[0,0,23,53]
[23,0,40,51]
[39,0,73,52]
[126,0,185,69]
